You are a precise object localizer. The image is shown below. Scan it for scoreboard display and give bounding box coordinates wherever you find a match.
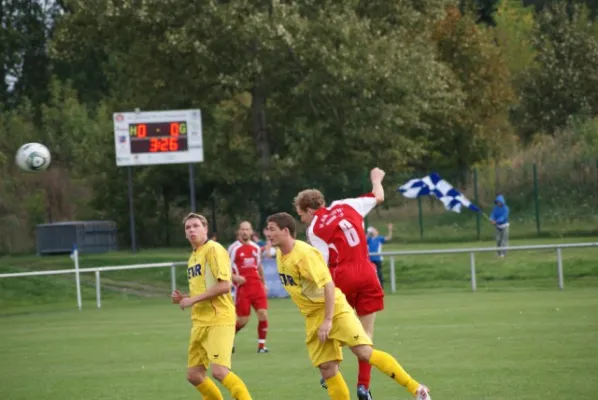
[113,109,203,166]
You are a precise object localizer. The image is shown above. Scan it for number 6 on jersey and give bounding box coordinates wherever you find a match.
[339,219,360,247]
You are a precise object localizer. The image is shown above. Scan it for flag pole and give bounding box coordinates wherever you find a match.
[479,211,492,221]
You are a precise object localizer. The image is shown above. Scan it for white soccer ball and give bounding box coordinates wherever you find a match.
[15,143,52,172]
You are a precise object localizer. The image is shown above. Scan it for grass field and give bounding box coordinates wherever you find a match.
[1,290,597,400]
[1,237,597,399]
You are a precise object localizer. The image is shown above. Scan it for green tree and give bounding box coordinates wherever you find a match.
[494,0,537,77]
[513,3,598,140]
[49,0,465,240]
[261,1,462,198]
[432,5,517,170]
[0,0,60,109]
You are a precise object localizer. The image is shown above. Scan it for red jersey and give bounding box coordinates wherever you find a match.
[306,193,377,268]
[228,240,262,283]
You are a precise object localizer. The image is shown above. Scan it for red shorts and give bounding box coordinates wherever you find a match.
[331,262,384,316]
[235,281,268,317]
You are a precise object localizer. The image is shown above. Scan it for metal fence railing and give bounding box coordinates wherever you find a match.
[1,242,596,311]
[372,242,598,293]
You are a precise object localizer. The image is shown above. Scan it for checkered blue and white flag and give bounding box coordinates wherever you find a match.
[398,172,480,213]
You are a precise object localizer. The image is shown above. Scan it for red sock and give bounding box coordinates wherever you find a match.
[257,319,268,349]
[358,359,372,389]
[235,322,244,333]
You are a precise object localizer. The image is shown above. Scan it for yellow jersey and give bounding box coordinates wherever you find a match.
[276,240,350,317]
[187,240,236,326]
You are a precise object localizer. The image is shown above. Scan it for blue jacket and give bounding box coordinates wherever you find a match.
[490,194,509,225]
[367,236,387,262]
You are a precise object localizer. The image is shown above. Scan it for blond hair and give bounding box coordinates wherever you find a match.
[182,213,208,227]
[293,189,326,212]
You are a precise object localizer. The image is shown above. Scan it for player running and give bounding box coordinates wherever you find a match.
[228,221,269,353]
[265,213,431,400]
[172,213,253,400]
[293,167,386,400]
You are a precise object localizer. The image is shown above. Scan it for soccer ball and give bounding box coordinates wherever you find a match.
[15,143,52,172]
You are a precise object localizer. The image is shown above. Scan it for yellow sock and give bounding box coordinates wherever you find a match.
[325,372,350,400]
[369,349,420,395]
[195,377,224,400]
[221,371,252,400]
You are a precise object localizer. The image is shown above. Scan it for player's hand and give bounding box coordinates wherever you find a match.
[370,167,385,183]
[318,319,333,342]
[237,276,247,286]
[171,290,183,304]
[263,282,269,294]
[387,223,393,230]
[179,297,194,310]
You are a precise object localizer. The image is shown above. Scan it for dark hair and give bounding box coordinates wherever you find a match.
[266,212,296,237]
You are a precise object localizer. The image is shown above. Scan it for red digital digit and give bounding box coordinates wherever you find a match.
[137,124,147,138]
[169,137,179,151]
[170,122,179,137]
[149,138,158,152]
[160,138,168,152]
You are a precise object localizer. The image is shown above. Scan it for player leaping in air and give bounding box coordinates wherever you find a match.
[294,167,404,400]
[265,213,431,400]
[228,221,269,353]
[172,213,254,400]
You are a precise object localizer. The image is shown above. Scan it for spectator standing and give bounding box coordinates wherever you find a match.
[366,224,393,288]
[490,194,510,258]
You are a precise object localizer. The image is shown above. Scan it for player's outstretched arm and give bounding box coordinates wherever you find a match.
[370,167,386,205]
[385,223,393,241]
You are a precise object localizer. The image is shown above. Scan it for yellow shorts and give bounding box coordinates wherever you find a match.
[305,309,372,367]
[187,325,235,369]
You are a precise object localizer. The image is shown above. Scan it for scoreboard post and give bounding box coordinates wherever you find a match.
[113,108,204,252]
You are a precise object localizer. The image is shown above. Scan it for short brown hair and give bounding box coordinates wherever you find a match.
[267,212,296,237]
[182,213,208,227]
[294,189,325,212]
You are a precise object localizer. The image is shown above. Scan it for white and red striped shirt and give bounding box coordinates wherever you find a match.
[306,193,378,268]
[227,240,262,282]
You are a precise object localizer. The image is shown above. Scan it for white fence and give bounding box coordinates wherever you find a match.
[0,254,187,311]
[0,242,596,310]
[375,242,598,293]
